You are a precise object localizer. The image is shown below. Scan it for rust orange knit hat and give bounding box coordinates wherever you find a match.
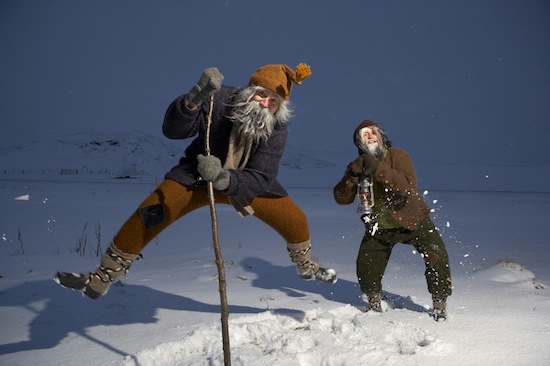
[248,63,312,101]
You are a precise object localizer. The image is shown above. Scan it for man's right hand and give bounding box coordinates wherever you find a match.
[347,155,367,177]
[186,67,224,108]
[347,154,379,177]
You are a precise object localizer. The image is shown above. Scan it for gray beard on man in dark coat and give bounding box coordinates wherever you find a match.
[227,86,291,144]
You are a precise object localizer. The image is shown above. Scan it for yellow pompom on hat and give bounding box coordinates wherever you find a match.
[248,63,312,101]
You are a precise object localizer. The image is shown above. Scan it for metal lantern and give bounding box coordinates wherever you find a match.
[356,175,375,225]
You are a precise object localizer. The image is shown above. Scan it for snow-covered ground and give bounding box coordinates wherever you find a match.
[2,0,549,364]
[1,133,549,366]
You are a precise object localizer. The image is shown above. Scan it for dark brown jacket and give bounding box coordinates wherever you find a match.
[333,147,430,230]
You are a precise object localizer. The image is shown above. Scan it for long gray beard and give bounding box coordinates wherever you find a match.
[360,141,386,160]
[227,87,291,144]
[358,127,386,160]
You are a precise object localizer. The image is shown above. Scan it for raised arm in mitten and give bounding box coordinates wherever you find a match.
[185,67,224,110]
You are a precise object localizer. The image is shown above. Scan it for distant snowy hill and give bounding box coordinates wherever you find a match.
[0,130,547,192]
[0,131,344,186]
[0,131,182,180]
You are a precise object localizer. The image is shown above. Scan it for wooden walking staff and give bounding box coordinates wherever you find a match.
[205,94,232,365]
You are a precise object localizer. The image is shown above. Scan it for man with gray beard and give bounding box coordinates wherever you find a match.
[55,64,337,300]
[333,120,452,321]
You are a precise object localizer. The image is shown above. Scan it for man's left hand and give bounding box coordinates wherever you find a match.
[347,154,380,178]
[197,154,230,190]
[361,154,380,174]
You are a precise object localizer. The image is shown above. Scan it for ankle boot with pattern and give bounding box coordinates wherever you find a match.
[287,240,337,283]
[367,293,383,313]
[432,297,448,321]
[55,243,139,299]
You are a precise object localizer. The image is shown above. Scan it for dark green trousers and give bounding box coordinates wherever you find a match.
[356,217,452,299]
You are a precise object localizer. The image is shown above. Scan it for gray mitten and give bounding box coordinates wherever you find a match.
[187,67,224,107]
[213,170,230,191]
[197,154,230,190]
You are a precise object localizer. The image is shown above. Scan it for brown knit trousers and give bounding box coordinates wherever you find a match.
[113,179,310,254]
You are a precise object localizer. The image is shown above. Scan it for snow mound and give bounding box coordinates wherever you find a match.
[477,260,545,289]
[112,305,452,366]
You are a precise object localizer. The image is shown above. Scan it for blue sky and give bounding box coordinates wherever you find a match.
[1,0,549,168]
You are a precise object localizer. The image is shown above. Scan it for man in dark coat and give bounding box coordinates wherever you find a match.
[55,64,337,299]
[333,120,452,321]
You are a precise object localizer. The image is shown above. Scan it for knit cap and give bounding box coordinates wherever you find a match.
[353,120,391,149]
[248,63,311,101]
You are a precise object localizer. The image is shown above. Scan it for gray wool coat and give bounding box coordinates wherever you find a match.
[163,85,288,198]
